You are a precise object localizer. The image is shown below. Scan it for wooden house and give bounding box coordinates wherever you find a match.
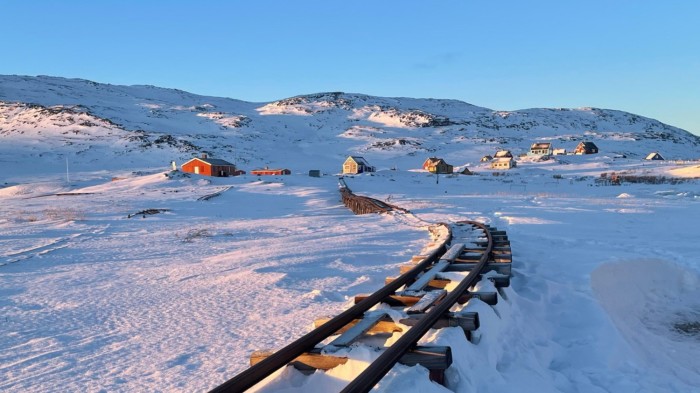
[422,157,454,174]
[460,167,474,175]
[574,141,599,155]
[342,156,375,174]
[645,152,664,161]
[181,154,240,177]
[529,142,553,156]
[490,157,516,170]
[494,150,513,159]
[250,167,291,176]
[480,155,493,162]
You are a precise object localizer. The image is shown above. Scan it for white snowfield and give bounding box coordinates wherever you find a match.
[1,162,699,393]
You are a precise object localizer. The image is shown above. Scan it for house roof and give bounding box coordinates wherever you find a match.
[348,156,370,166]
[578,141,598,149]
[183,157,236,167]
[492,157,514,163]
[494,150,511,157]
[645,152,664,159]
[425,157,447,165]
[530,142,552,149]
[251,168,289,172]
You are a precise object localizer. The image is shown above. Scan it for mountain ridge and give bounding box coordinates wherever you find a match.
[1,74,698,177]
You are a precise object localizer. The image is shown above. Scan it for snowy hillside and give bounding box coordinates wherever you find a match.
[1,75,699,180]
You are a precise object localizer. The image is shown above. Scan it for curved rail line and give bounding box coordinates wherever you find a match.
[209,218,510,392]
[341,221,494,393]
[209,223,451,392]
[338,177,409,215]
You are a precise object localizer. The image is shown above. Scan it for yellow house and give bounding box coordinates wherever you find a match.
[342,156,375,174]
[490,157,516,170]
[422,157,454,174]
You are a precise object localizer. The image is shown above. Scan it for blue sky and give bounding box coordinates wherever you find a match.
[2,1,699,134]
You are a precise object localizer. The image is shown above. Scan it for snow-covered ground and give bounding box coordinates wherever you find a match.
[2,159,699,392]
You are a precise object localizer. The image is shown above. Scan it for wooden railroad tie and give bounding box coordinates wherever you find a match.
[354,290,497,307]
[250,346,452,384]
[463,247,512,254]
[313,311,479,335]
[254,308,458,383]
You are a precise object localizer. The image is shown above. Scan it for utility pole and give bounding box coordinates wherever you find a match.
[66,157,70,184]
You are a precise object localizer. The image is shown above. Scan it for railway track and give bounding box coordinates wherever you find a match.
[338,177,409,215]
[209,218,511,392]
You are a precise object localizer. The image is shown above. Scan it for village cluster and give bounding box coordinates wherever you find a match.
[178,141,668,178]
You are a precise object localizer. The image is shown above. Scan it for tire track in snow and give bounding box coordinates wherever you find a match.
[1,225,110,266]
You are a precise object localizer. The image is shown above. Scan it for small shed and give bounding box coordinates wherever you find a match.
[308,170,321,177]
[494,150,513,158]
[575,141,599,155]
[181,154,239,177]
[553,148,567,156]
[460,167,474,175]
[250,167,291,176]
[490,157,516,170]
[342,156,375,174]
[645,152,664,161]
[480,155,493,162]
[422,157,454,174]
[529,142,553,156]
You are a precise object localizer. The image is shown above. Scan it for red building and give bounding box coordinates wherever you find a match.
[250,168,291,176]
[181,154,241,177]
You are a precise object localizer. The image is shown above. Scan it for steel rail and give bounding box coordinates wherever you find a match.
[208,224,453,393]
[339,220,494,393]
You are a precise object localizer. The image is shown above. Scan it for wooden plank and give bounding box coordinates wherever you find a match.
[314,316,402,334]
[455,253,483,261]
[250,345,452,373]
[315,312,479,334]
[328,311,388,348]
[354,294,423,307]
[405,260,451,292]
[385,276,450,289]
[440,243,465,261]
[463,247,511,254]
[474,237,509,243]
[446,262,511,276]
[407,290,447,313]
[400,311,479,332]
[457,291,498,305]
[250,349,347,373]
[490,255,512,263]
[397,346,452,370]
[474,240,510,247]
[455,255,511,263]
[437,270,509,288]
